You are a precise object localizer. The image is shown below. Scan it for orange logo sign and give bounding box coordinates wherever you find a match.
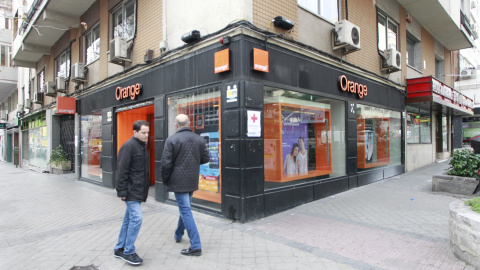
[214,49,230,73]
[338,75,367,99]
[116,83,142,100]
[253,48,269,72]
[57,96,76,114]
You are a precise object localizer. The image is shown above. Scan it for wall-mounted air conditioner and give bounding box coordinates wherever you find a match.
[472,0,477,9]
[56,77,66,92]
[71,62,86,81]
[24,99,31,109]
[45,81,56,96]
[109,36,128,63]
[381,48,402,72]
[333,20,361,52]
[16,104,23,112]
[0,110,7,121]
[461,68,474,79]
[33,92,44,104]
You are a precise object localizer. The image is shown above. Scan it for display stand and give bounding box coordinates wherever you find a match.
[264,101,332,182]
[357,117,390,169]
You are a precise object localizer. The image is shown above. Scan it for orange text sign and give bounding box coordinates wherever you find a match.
[116,83,142,100]
[57,96,76,114]
[214,49,230,73]
[338,75,367,98]
[253,48,269,72]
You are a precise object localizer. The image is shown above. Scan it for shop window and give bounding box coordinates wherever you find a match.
[406,105,431,144]
[111,0,136,41]
[264,88,346,189]
[357,104,402,170]
[298,0,338,22]
[55,48,70,79]
[37,70,45,93]
[81,113,103,182]
[85,24,100,65]
[22,114,48,168]
[167,87,221,210]
[377,12,398,52]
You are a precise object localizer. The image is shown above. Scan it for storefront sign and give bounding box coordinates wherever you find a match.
[338,75,367,98]
[247,110,261,137]
[107,111,112,122]
[57,96,76,114]
[214,49,230,73]
[0,123,5,129]
[115,83,142,101]
[226,84,238,103]
[252,48,269,72]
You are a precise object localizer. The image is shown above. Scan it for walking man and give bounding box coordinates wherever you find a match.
[160,114,210,256]
[114,120,150,265]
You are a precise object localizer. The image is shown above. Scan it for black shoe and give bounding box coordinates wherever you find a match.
[114,248,124,259]
[181,248,202,256]
[175,236,182,243]
[122,252,143,265]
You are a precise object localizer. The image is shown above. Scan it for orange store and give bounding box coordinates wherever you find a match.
[76,30,406,221]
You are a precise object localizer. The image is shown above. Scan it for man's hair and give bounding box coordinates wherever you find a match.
[176,114,190,127]
[133,120,149,131]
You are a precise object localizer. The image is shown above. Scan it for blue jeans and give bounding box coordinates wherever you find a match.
[174,192,201,250]
[114,201,143,255]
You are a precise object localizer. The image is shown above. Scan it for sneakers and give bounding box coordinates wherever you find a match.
[113,248,124,259]
[181,248,202,256]
[122,252,143,265]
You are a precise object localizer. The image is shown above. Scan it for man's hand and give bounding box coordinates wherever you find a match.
[120,197,126,201]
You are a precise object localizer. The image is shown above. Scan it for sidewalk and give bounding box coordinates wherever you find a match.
[0,161,473,269]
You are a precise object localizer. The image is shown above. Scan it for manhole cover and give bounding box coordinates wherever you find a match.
[69,265,98,270]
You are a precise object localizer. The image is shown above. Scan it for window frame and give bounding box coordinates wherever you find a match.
[84,23,100,65]
[55,48,71,79]
[37,69,45,93]
[377,12,398,52]
[297,0,339,23]
[406,105,432,144]
[110,0,136,41]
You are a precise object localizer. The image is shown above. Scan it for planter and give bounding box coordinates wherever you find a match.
[450,200,480,268]
[51,161,71,173]
[432,175,479,195]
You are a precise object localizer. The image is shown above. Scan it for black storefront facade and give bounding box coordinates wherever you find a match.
[77,28,405,221]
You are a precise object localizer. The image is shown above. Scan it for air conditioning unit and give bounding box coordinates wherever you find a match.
[45,81,56,96]
[71,62,86,81]
[0,110,6,121]
[472,0,477,9]
[333,20,361,52]
[56,77,66,92]
[382,48,402,72]
[24,99,31,109]
[16,104,23,112]
[33,92,44,104]
[461,68,474,79]
[109,36,128,63]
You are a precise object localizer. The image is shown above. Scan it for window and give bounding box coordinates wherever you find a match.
[298,0,338,22]
[406,38,415,66]
[81,113,103,182]
[406,33,421,70]
[406,105,431,144]
[263,88,346,189]
[111,0,136,40]
[378,13,398,51]
[85,24,100,65]
[37,70,45,93]
[357,104,402,170]
[55,49,70,79]
[0,45,9,67]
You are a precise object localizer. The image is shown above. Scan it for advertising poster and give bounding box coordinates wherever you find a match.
[199,132,220,193]
[281,109,310,176]
[462,121,480,144]
[365,119,375,163]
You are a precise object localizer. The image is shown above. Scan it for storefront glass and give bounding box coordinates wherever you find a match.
[81,113,102,181]
[357,104,402,170]
[28,126,47,168]
[263,88,346,189]
[406,105,431,144]
[442,116,448,152]
[167,86,221,210]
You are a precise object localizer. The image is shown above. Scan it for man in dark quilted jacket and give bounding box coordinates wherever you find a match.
[160,114,210,256]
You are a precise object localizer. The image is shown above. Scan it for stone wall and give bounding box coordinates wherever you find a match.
[450,200,480,268]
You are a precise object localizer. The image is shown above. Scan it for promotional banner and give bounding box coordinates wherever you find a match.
[199,132,220,193]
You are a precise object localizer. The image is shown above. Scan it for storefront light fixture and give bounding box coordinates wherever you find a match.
[219,36,231,45]
[181,30,201,43]
[273,16,294,30]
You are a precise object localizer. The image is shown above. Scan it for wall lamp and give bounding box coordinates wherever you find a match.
[273,16,294,30]
[181,30,201,43]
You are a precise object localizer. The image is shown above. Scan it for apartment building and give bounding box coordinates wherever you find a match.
[0,0,17,163]
[11,0,476,221]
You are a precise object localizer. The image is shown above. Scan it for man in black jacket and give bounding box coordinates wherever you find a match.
[113,120,150,265]
[161,114,210,256]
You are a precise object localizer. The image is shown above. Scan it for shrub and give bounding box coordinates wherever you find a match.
[445,149,480,178]
[466,196,480,214]
[49,145,69,166]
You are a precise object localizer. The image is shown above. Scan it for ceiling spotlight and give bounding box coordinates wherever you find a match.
[181,30,201,43]
[273,16,294,30]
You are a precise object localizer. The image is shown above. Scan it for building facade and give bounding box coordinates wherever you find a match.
[11,0,476,221]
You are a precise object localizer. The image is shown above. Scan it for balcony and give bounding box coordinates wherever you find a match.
[12,0,95,68]
[398,0,475,50]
